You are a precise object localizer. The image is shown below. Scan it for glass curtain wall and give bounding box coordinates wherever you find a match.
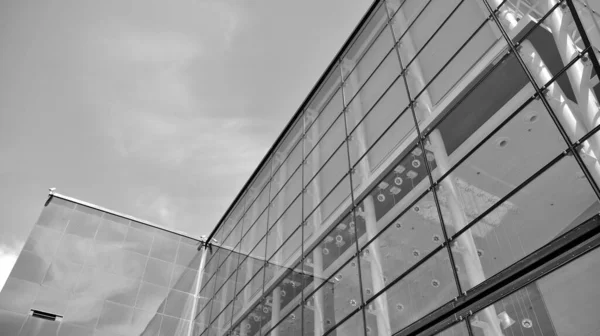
[201,0,600,335]
[0,196,205,336]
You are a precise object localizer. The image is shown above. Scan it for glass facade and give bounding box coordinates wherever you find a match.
[0,196,206,336]
[2,0,600,335]
[199,0,600,335]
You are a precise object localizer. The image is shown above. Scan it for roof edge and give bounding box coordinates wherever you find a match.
[206,0,383,244]
[50,190,204,243]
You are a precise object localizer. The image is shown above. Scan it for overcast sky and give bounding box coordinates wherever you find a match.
[0,0,371,288]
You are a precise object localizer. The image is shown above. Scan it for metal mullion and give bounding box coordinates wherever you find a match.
[482,0,600,200]
[567,0,600,106]
[429,47,588,186]
[451,150,567,241]
[384,0,464,303]
[401,0,468,73]
[339,61,368,336]
[300,82,306,336]
[303,138,347,189]
[303,110,346,163]
[199,244,226,300]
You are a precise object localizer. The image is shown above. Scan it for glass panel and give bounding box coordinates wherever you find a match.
[305,63,342,134]
[266,305,302,336]
[343,3,391,93]
[305,257,362,334]
[267,226,301,272]
[513,12,593,146]
[304,176,352,244]
[354,143,431,228]
[333,310,366,336]
[359,192,444,300]
[347,79,413,171]
[37,197,75,232]
[435,321,469,336]
[22,224,62,256]
[262,268,306,334]
[95,214,129,245]
[384,248,457,334]
[266,195,301,262]
[123,226,153,256]
[469,244,600,336]
[272,120,304,184]
[304,144,350,216]
[403,1,498,104]
[270,167,302,223]
[0,278,38,314]
[345,50,404,128]
[97,301,135,334]
[304,114,347,186]
[149,233,179,263]
[20,316,60,336]
[66,205,103,239]
[450,155,599,291]
[232,300,267,336]
[304,89,344,159]
[241,212,267,256]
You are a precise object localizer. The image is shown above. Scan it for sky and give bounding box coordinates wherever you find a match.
[0,0,372,288]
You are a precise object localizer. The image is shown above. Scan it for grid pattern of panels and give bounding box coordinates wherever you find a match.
[203,0,600,335]
[0,197,204,336]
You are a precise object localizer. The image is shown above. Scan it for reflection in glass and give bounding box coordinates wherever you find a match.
[470,244,600,336]
[450,156,599,291]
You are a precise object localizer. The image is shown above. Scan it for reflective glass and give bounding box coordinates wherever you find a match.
[304,114,347,187]
[434,321,469,336]
[305,256,362,334]
[469,244,600,336]
[383,248,457,334]
[304,89,344,160]
[358,192,444,300]
[37,197,74,232]
[65,205,103,239]
[343,3,392,93]
[450,155,599,291]
[354,144,431,226]
[401,1,498,104]
[266,305,302,336]
[266,195,301,261]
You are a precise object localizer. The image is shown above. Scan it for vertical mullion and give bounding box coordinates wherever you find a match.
[340,61,368,336]
[384,0,465,302]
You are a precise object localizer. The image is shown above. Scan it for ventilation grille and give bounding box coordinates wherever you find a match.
[30,309,63,322]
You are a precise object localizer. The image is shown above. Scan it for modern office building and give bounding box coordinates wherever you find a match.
[2,0,600,335]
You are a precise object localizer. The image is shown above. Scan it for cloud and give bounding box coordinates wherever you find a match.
[0,245,18,291]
